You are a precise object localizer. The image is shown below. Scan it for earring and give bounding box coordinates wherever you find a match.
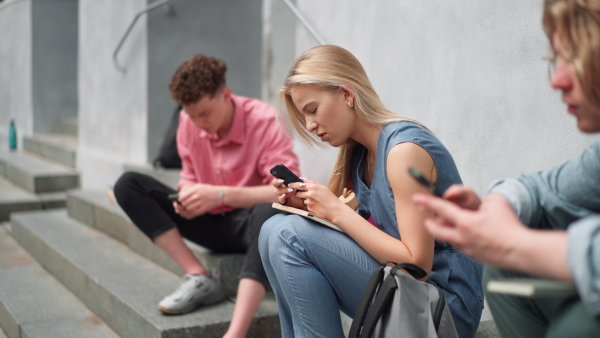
[347,102,354,108]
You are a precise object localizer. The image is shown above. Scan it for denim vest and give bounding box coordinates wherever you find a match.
[350,121,484,334]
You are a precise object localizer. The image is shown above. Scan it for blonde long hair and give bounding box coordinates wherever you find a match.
[279,45,428,195]
[543,0,600,108]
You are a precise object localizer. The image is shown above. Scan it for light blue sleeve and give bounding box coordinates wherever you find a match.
[487,177,540,228]
[488,140,600,230]
[487,140,600,316]
[568,216,600,316]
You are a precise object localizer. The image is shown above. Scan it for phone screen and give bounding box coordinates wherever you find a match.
[270,163,302,186]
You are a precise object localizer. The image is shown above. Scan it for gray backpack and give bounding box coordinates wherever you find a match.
[349,263,459,338]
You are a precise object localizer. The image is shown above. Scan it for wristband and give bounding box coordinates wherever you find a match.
[220,186,225,206]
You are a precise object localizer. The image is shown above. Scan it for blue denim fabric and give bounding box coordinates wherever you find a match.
[259,122,484,338]
[260,215,379,338]
[488,138,600,316]
[352,121,484,337]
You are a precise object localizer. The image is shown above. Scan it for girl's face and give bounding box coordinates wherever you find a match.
[550,34,600,133]
[290,84,356,147]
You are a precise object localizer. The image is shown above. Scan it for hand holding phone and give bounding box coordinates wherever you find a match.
[270,163,302,186]
[408,167,441,197]
[168,193,181,205]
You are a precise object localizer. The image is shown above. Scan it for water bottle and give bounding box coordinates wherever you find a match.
[9,119,16,151]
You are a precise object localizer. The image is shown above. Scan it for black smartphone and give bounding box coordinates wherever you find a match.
[167,193,181,204]
[408,167,441,197]
[270,163,302,186]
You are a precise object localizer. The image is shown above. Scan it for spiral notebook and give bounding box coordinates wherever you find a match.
[272,203,344,233]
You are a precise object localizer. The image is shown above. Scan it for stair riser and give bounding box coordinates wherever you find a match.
[0,301,18,338]
[54,119,78,137]
[23,138,76,168]
[0,202,43,222]
[67,194,184,276]
[67,192,243,297]
[3,167,78,193]
[10,212,243,338]
[11,217,170,338]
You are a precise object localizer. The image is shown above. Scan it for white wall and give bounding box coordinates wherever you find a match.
[78,0,148,189]
[0,0,32,147]
[286,0,597,194]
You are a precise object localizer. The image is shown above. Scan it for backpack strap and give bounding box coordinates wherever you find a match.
[349,262,429,338]
[348,265,387,338]
[358,274,398,337]
[433,287,447,333]
[390,262,428,280]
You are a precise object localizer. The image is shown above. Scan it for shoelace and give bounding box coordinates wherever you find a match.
[174,275,204,295]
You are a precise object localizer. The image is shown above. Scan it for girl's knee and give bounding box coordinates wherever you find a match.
[258,214,286,253]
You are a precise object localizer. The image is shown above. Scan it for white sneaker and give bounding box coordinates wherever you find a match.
[158,274,224,314]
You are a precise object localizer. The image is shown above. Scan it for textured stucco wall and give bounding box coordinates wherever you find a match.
[288,0,597,193]
[78,0,148,189]
[0,0,32,148]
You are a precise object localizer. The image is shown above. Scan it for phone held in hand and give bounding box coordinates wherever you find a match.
[270,163,302,186]
[408,167,441,197]
[167,193,181,204]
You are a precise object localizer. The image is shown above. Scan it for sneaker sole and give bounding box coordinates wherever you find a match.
[157,288,226,315]
[158,304,195,315]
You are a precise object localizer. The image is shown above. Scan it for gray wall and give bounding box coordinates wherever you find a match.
[147,0,263,163]
[32,0,78,134]
[78,0,148,189]
[0,0,32,147]
[284,0,597,193]
[78,0,265,189]
[262,0,296,106]
[0,0,77,146]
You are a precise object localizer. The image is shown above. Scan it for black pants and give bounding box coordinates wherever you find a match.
[113,171,281,286]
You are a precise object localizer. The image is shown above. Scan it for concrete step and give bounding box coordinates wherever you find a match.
[66,190,244,297]
[0,224,118,338]
[0,150,79,193]
[23,133,77,168]
[10,210,279,338]
[122,163,180,189]
[53,117,78,137]
[0,176,65,222]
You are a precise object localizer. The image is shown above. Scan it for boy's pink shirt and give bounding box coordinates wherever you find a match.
[177,94,300,214]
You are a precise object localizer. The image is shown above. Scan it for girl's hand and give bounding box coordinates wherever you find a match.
[272,178,305,209]
[291,180,349,222]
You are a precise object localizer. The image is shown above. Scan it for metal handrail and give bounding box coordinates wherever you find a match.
[113,0,174,73]
[281,0,326,45]
[0,0,27,13]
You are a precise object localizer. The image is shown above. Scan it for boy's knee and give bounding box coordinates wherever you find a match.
[113,171,142,201]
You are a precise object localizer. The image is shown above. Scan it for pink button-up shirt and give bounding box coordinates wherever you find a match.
[177,94,300,214]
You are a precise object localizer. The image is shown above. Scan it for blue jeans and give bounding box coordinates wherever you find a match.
[259,214,380,338]
[259,214,483,338]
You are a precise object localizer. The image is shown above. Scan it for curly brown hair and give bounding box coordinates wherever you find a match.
[169,54,228,105]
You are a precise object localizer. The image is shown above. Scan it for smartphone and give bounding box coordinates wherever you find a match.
[167,193,181,204]
[270,163,302,186]
[408,167,441,197]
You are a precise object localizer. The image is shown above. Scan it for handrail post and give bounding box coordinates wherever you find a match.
[113,0,174,73]
[281,0,326,45]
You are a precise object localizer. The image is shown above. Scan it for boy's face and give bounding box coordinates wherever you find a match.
[183,87,233,136]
